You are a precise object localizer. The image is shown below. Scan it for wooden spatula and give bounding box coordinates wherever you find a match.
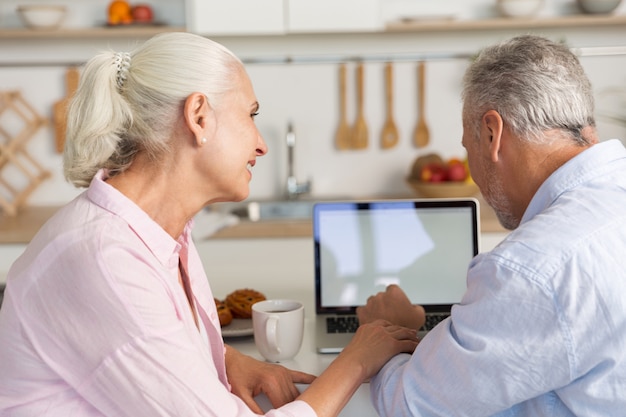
[335,63,352,150]
[351,62,369,150]
[53,67,80,153]
[381,62,399,149]
[413,61,430,148]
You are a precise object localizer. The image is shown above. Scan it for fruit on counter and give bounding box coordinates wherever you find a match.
[447,159,468,182]
[409,152,471,183]
[409,152,444,179]
[420,162,447,182]
[131,4,154,24]
[108,0,133,25]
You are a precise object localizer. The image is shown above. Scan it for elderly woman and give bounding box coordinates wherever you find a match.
[0,32,418,417]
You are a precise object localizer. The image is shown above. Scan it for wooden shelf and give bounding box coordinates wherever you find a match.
[386,14,626,33]
[0,25,186,40]
[1,14,624,40]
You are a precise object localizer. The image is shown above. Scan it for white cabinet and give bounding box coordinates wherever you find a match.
[184,0,382,36]
[287,0,382,33]
[185,0,286,35]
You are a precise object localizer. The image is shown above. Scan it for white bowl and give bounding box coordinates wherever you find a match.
[17,5,67,30]
[576,0,622,14]
[496,0,544,17]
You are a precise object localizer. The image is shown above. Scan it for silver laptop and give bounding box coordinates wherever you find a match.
[313,198,479,353]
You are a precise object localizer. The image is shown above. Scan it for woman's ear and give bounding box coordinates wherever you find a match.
[184,93,212,146]
[481,110,504,163]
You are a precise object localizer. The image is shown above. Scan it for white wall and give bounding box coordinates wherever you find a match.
[1,1,625,279]
[1,7,625,205]
[3,40,626,205]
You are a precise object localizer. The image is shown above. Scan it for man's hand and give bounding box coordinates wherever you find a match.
[356,284,426,330]
[225,345,316,413]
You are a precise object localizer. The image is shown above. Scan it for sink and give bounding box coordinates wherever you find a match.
[230,200,317,221]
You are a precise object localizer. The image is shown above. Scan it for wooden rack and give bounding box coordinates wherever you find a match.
[0,91,50,216]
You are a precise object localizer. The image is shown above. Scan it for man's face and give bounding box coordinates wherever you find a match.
[462,110,519,230]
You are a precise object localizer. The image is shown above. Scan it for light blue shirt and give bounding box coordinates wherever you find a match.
[371,139,626,416]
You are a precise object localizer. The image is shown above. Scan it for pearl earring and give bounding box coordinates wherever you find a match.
[201,137,207,144]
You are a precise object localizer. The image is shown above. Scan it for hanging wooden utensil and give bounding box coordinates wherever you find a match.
[381,62,399,149]
[53,66,80,153]
[413,61,430,148]
[335,63,352,150]
[351,62,369,150]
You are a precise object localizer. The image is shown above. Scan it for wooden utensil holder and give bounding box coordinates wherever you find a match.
[0,91,51,216]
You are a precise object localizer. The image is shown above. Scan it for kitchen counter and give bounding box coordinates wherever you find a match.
[0,205,59,244]
[211,196,505,238]
[0,196,506,244]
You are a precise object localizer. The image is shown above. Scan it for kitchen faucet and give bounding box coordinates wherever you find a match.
[286,122,311,200]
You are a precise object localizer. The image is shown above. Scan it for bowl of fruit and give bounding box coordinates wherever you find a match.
[406,153,479,198]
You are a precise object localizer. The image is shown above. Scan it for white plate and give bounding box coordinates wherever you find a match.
[221,318,254,338]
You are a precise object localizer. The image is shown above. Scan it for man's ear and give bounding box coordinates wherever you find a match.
[184,93,212,146]
[481,110,504,163]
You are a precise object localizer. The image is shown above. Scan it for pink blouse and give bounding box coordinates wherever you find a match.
[0,170,314,417]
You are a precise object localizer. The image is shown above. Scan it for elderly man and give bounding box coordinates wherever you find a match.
[357,35,626,416]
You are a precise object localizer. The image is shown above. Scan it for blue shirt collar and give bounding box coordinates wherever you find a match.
[522,139,626,225]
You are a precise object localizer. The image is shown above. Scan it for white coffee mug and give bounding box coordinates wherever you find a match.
[252,299,304,362]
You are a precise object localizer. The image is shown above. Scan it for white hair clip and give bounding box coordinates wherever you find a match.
[114,51,131,91]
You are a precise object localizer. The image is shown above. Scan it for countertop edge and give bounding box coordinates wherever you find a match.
[0,199,506,243]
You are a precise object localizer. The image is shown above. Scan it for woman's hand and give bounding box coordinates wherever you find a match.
[225,345,316,413]
[297,319,419,417]
[341,320,420,380]
[357,284,426,330]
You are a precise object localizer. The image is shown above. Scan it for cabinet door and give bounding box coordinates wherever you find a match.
[287,0,382,33]
[185,0,286,35]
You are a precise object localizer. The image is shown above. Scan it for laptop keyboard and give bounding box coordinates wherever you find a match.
[420,313,450,332]
[326,316,359,333]
[326,312,450,334]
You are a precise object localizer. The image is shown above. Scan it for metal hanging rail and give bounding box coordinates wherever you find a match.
[243,45,626,65]
[1,45,626,68]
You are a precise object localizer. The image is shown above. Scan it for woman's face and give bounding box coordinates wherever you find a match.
[199,68,268,203]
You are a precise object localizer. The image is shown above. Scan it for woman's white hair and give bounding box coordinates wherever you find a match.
[64,32,243,187]
[462,35,595,146]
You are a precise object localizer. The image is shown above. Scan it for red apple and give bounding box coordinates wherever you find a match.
[447,161,468,182]
[420,163,447,183]
[132,4,153,23]
[429,166,447,182]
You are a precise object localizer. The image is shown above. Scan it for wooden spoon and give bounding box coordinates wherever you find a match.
[381,62,399,149]
[335,63,352,150]
[53,67,80,153]
[413,61,430,148]
[351,62,369,150]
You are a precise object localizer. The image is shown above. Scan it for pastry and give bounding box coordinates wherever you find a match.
[225,288,266,319]
[214,298,233,327]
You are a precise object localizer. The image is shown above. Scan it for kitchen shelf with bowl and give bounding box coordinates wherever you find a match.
[0,25,185,40]
[0,13,625,40]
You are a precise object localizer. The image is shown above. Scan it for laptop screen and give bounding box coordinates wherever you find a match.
[313,199,479,314]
